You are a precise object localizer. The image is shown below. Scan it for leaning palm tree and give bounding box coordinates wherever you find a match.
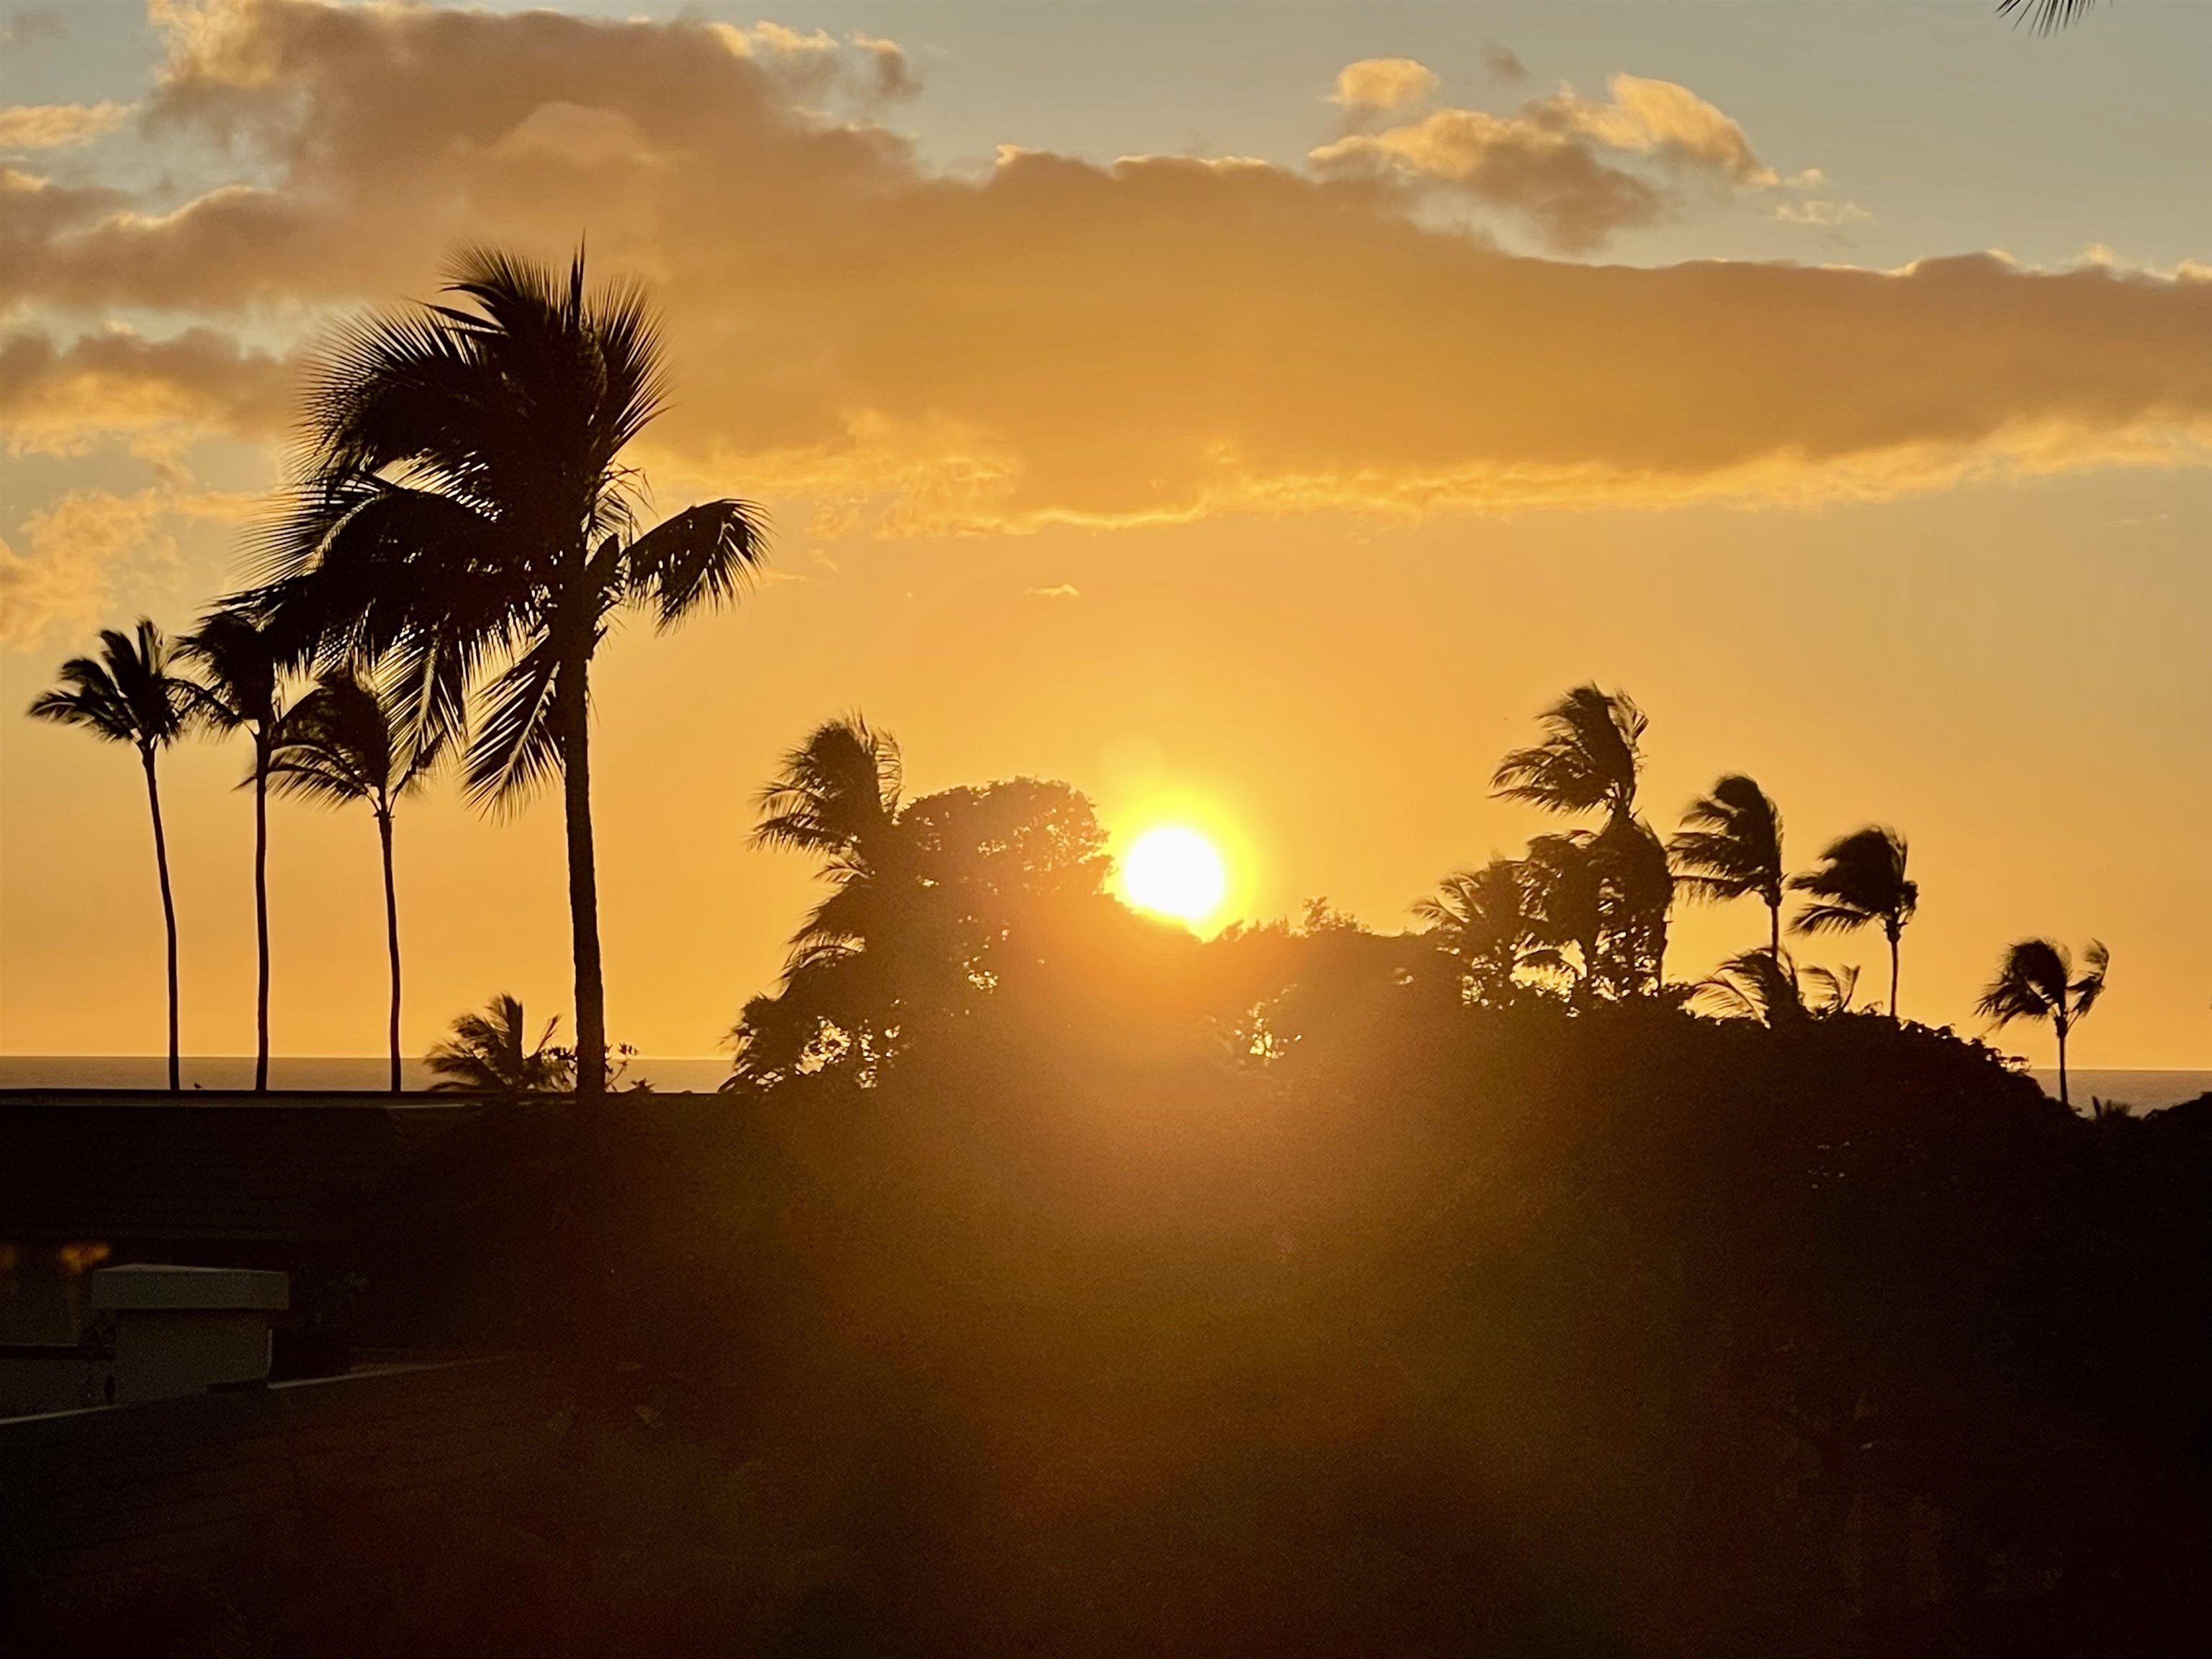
[1492,684,1646,822]
[27,621,199,1089]
[426,994,573,1095]
[1669,774,1785,955]
[266,669,439,1092]
[241,248,770,1095]
[179,612,287,1091]
[1789,826,1917,1018]
[1976,938,2109,1110]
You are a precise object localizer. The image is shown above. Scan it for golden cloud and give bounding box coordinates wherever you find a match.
[1,1,2207,534]
[0,102,132,150]
[0,324,294,454]
[1329,59,1440,121]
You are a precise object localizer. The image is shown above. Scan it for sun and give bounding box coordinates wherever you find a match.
[1119,824,1228,925]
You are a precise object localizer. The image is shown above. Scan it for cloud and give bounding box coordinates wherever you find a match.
[1329,59,1439,122]
[1,1,2207,535]
[0,482,256,647]
[0,102,132,150]
[1774,199,1873,228]
[1025,583,1082,600]
[0,325,295,454]
[1310,73,1773,251]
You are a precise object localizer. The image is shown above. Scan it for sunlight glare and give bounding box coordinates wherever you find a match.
[1120,825,1229,925]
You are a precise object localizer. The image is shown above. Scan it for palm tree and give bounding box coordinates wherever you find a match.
[1415,857,1537,1006]
[1976,938,2110,1110]
[1519,832,1605,1007]
[266,670,439,1092]
[1694,946,1861,1027]
[1492,684,1645,822]
[242,248,770,1095]
[179,612,287,1091]
[1669,774,1785,955]
[27,621,199,1090]
[1997,0,2100,32]
[1789,826,1917,1018]
[426,994,573,1094]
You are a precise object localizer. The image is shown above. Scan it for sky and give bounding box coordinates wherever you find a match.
[0,0,2207,1069]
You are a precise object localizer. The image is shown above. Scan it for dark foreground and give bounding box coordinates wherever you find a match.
[7,1002,2209,1658]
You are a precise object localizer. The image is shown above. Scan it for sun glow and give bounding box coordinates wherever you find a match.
[1119,824,1230,925]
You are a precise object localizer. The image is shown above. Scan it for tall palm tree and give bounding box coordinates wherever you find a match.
[1669,774,1785,955]
[266,670,439,1092]
[1976,938,2110,1110]
[1492,684,1646,822]
[27,621,199,1090]
[179,612,287,1091]
[242,248,771,1095]
[427,994,572,1095]
[1789,826,1917,1018]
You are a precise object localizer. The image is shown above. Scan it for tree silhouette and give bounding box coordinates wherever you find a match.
[1415,858,1538,1007]
[1519,832,1604,1006]
[179,612,287,1091]
[1669,774,1785,956]
[1789,826,1917,1018]
[27,621,199,1090]
[1997,0,2100,32]
[1693,945,1861,1027]
[266,669,439,1092]
[1493,688,1671,999]
[1976,938,2110,1110]
[241,248,770,1096]
[1491,683,1645,820]
[426,993,572,1094]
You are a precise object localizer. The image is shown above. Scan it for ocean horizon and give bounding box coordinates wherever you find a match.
[3,1055,2206,1111]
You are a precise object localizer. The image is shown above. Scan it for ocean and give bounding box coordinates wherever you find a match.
[1,1056,2206,1110]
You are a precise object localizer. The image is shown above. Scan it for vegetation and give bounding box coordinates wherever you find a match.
[179,611,288,1091]
[266,670,442,1092]
[1977,938,2111,1109]
[233,248,771,1095]
[25,621,199,1090]
[1791,825,1919,1017]
[426,993,574,1094]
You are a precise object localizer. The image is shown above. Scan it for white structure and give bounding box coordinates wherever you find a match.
[89,1264,289,1405]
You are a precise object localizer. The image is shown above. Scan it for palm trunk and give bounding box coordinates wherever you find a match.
[557,657,606,1098]
[378,806,402,1095]
[253,734,270,1092]
[1768,896,1781,959]
[1888,925,1902,1020]
[2056,1015,2070,1111]
[142,747,180,1093]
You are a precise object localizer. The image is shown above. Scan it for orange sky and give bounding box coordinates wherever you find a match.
[2,2,2208,1067]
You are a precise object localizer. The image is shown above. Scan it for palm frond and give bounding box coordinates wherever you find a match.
[462,637,567,812]
[623,500,773,626]
[1491,683,1644,817]
[1996,0,2103,35]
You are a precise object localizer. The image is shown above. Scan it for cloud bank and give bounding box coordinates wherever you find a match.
[0,0,2206,547]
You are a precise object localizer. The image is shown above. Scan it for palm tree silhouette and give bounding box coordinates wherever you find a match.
[1415,857,1537,1006]
[266,670,440,1092]
[1669,775,1785,956]
[1693,945,1861,1027]
[1789,826,1917,1018]
[179,612,287,1091]
[27,621,199,1090]
[1519,832,1605,1007]
[1976,938,2110,1110]
[426,994,572,1094]
[243,248,770,1095]
[1492,684,1645,820]
[1997,0,2100,32]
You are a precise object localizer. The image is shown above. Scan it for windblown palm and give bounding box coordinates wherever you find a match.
[1789,826,1917,1018]
[244,248,770,1094]
[1669,774,1785,955]
[1416,858,1537,1006]
[1492,683,1646,821]
[180,612,287,1090]
[427,994,572,1095]
[267,670,439,1092]
[27,621,199,1089]
[1694,946,1861,1027]
[1976,938,2109,1110]
[737,716,927,1080]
